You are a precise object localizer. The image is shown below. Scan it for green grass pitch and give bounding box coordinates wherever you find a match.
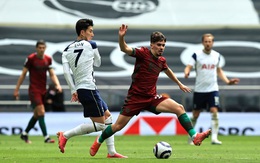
[0,135,259,163]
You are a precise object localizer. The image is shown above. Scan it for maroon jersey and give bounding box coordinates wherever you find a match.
[128,47,168,96]
[24,53,52,93]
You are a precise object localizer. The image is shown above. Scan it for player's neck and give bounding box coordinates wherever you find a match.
[203,49,211,54]
[36,53,44,59]
[150,50,159,58]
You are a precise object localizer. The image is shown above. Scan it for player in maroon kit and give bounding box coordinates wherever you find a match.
[14,40,62,143]
[90,24,211,156]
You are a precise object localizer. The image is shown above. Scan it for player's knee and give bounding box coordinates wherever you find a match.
[105,115,113,125]
[177,104,185,112]
[93,122,105,131]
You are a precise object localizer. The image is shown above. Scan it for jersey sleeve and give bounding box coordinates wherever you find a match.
[63,61,76,95]
[162,59,168,71]
[93,48,101,67]
[188,53,197,66]
[217,53,221,68]
[62,52,76,94]
[89,40,101,67]
[47,55,52,69]
[62,52,69,64]
[132,47,146,58]
[24,56,31,69]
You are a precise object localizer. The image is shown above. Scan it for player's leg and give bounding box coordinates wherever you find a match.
[209,91,222,145]
[90,114,132,156]
[103,110,128,158]
[188,92,207,144]
[90,93,142,156]
[57,89,106,153]
[190,92,207,128]
[188,110,201,145]
[20,92,39,144]
[34,104,55,143]
[155,98,211,146]
[20,113,37,144]
[57,116,105,153]
[34,93,55,143]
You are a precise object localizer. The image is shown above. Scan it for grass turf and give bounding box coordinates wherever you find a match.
[0,135,259,163]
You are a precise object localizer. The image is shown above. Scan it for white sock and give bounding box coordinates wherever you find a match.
[22,131,28,135]
[44,135,50,140]
[64,123,98,139]
[191,116,197,128]
[189,116,197,139]
[104,116,116,155]
[191,133,197,140]
[211,112,219,141]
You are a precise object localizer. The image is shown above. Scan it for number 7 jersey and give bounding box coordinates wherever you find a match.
[62,40,101,94]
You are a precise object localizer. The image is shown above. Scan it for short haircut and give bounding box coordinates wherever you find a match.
[202,33,214,42]
[75,19,94,36]
[150,31,166,43]
[36,40,46,47]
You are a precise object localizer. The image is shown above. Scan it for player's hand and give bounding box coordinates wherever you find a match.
[228,78,240,85]
[56,85,62,93]
[71,92,79,102]
[179,84,192,93]
[184,72,189,78]
[13,90,20,100]
[119,24,128,37]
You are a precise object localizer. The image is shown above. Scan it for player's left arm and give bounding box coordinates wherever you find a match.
[93,48,101,67]
[217,67,240,85]
[164,67,191,93]
[48,68,62,92]
[89,41,101,67]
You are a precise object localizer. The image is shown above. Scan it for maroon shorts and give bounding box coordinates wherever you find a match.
[29,91,46,109]
[121,93,168,116]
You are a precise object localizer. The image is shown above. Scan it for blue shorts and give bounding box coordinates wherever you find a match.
[193,91,219,110]
[77,89,108,117]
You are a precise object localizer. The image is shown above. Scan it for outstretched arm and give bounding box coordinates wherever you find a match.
[164,67,191,93]
[118,24,133,55]
[217,67,240,85]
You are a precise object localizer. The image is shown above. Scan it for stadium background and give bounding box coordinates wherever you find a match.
[0,0,259,135]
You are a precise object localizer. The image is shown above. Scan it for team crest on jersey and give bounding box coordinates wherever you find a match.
[43,0,159,18]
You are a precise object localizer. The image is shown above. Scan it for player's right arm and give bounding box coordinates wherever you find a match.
[14,67,28,100]
[184,65,193,78]
[118,24,133,56]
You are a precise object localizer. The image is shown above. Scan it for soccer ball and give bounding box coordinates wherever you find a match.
[153,141,172,159]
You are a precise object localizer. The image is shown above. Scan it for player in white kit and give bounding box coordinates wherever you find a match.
[184,33,239,145]
[57,18,127,158]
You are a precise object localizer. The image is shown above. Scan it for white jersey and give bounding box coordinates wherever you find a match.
[62,40,101,94]
[188,49,221,92]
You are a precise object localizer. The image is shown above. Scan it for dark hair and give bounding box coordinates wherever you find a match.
[75,19,94,36]
[150,31,166,43]
[36,40,46,47]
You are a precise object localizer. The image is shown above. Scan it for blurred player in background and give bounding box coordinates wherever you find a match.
[14,40,62,143]
[45,83,65,112]
[57,18,126,158]
[184,33,240,145]
[90,24,212,157]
